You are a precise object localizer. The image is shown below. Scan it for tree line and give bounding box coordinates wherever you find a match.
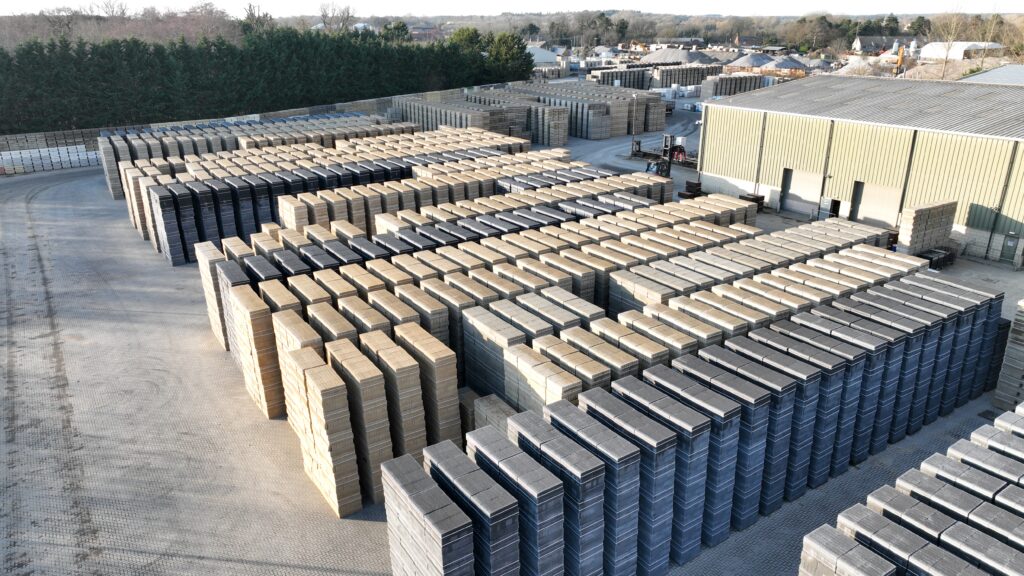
[0,26,533,135]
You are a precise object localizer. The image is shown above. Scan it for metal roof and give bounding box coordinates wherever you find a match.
[960,64,1024,87]
[708,75,1024,140]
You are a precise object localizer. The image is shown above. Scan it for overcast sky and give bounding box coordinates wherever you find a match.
[3,0,1013,18]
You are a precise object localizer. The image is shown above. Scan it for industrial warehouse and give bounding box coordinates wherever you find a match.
[4,9,1024,576]
[698,76,1024,266]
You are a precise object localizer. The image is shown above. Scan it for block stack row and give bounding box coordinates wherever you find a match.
[100,113,404,199]
[700,74,767,98]
[897,200,957,255]
[650,64,725,88]
[386,266,1006,574]
[464,91,570,147]
[133,128,532,265]
[801,400,1024,576]
[504,83,667,138]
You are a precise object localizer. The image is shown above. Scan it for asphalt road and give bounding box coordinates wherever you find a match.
[0,166,1009,575]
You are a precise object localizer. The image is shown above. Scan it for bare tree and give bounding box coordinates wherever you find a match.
[932,13,966,80]
[41,7,76,38]
[319,2,353,32]
[92,0,128,18]
[978,14,1003,70]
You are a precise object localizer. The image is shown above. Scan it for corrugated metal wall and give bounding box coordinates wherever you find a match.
[905,132,1016,232]
[824,122,914,203]
[994,143,1024,236]
[699,106,764,182]
[759,114,831,189]
[699,107,1024,237]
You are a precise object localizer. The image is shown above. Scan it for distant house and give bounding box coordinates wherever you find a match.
[409,23,443,42]
[919,41,1003,61]
[527,46,558,66]
[733,34,761,47]
[851,35,918,55]
[590,45,619,58]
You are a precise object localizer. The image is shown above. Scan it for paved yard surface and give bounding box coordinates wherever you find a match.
[0,167,1014,575]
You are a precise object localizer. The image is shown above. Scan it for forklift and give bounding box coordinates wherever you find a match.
[631,134,690,177]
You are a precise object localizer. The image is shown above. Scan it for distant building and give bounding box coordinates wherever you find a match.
[919,41,1003,61]
[408,23,443,42]
[733,34,761,47]
[697,75,1024,263]
[851,35,917,55]
[527,46,558,66]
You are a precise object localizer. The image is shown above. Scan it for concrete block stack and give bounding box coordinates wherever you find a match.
[382,455,475,576]
[995,299,1024,410]
[800,400,1024,576]
[897,200,957,255]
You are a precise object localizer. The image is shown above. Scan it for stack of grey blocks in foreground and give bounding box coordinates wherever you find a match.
[507,411,605,576]
[382,455,474,576]
[544,400,641,576]
[466,425,565,576]
[578,387,677,575]
[422,441,520,576]
[802,401,1024,576]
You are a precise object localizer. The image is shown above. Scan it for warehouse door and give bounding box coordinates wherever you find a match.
[779,168,822,218]
[852,182,901,228]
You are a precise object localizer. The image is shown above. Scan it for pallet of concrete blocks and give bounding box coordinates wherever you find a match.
[227,285,285,418]
[422,440,520,576]
[542,400,642,576]
[799,524,897,576]
[502,343,583,412]
[324,338,392,503]
[273,309,324,426]
[697,344,797,517]
[282,348,362,517]
[640,364,740,548]
[589,317,669,371]
[507,410,606,576]
[382,455,475,576]
[532,335,612,392]
[196,242,230,349]
[722,335,821,502]
[578,387,676,576]
[610,375,711,565]
[393,322,463,449]
[897,201,957,255]
[616,310,699,360]
[462,306,527,399]
[560,326,640,382]
[672,354,769,531]
[474,394,519,437]
[466,425,565,576]
[359,330,428,462]
[995,300,1024,411]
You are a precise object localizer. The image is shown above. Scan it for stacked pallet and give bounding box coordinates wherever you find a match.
[589,68,650,89]
[995,299,1024,410]
[578,387,677,575]
[422,441,521,576]
[325,338,393,503]
[650,64,724,88]
[382,455,475,576]
[395,323,463,449]
[801,401,1024,576]
[507,411,606,576]
[474,394,519,436]
[464,91,570,147]
[896,200,957,255]
[226,285,285,418]
[466,425,565,576]
[699,74,766,98]
[360,330,428,462]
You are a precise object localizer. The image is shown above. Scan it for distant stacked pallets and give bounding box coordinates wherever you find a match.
[700,74,766,98]
[99,113,406,199]
[896,200,957,255]
[994,299,1024,410]
[650,64,724,88]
